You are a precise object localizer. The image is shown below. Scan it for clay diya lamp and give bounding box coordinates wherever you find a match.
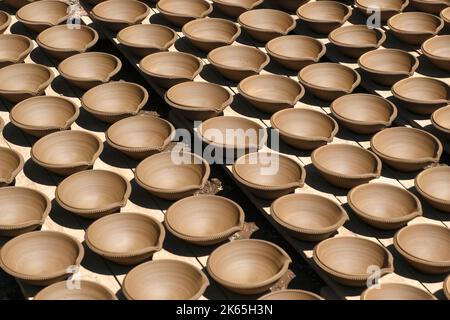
[298,63,361,101]
[0,187,50,237]
[331,94,397,134]
[156,0,213,27]
[444,275,450,299]
[207,45,270,82]
[37,25,99,61]
[370,127,442,172]
[297,1,352,34]
[259,289,324,300]
[238,75,305,114]
[271,193,348,241]
[311,144,382,189]
[355,0,409,22]
[271,108,338,150]
[361,283,437,300]
[106,113,175,160]
[0,231,84,286]
[238,9,296,43]
[0,34,33,69]
[91,0,150,31]
[388,12,444,45]
[0,147,24,187]
[55,170,131,219]
[16,0,69,33]
[0,10,11,34]
[35,280,117,300]
[394,223,450,274]
[266,35,326,70]
[207,239,292,294]
[212,0,263,18]
[411,0,449,14]
[431,105,450,139]
[441,7,450,27]
[81,81,148,123]
[10,96,79,137]
[422,35,450,72]
[414,165,450,213]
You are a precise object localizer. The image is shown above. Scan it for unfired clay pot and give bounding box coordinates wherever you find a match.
[422,35,450,72]
[35,280,117,300]
[414,165,450,213]
[212,0,263,18]
[16,0,69,33]
[355,0,409,22]
[91,0,150,31]
[388,12,444,45]
[0,147,24,187]
[361,283,437,300]
[0,11,11,34]
[431,105,450,140]
[0,34,33,69]
[410,0,450,14]
[441,7,450,27]
[156,0,213,27]
[297,1,352,34]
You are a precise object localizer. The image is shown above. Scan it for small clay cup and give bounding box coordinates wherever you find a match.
[355,0,409,22]
[16,0,69,33]
[35,280,117,300]
[422,35,450,72]
[414,165,450,213]
[259,289,324,300]
[431,105,450,140]
[0,11,11,34]
[91,0,150,31]
[156,0,213,27]
[388,12,444,45]
[0,147,24,187]
[212,0,263,18]
[411,0,449,14]
[297,1,352,34]
[0,34,33,69]
[361,283,437,300]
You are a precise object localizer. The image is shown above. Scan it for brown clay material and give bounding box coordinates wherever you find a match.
[392,77,450,115]
[311,144,382,189]
[431,105,450,140]
[388,12,444,45]
[0,34,33,70]
[411,0,449,14]
[232,152,306,200]
[270,193,348,242]
[259,289,324,300]
[31,130,103,176]
[165,195,245,246]
[156,0,213,27]
[106,113,175,160]
[0,10,11,34]
[58,52,122,90]
[55,170,131,219]
[212,0,263,18]
[117,24,177,58]
[207,239,292,294]
[0,147,24,187]
[37,25,99,61]
[123,259,209,300]
[81,81,148,123]
[441,7,450,27]
[361,283,437,300]
[238,9,296,43]
[297,1,352,34]
[266,35,326,70]
[414,165,450,213]
[91,0,150,31]
[422,35,450,72]
[370,127,443,172]
[394,223,450,274]
[355,0,409,22]
[238,75,305,113]
[358,49,419,86]
[165,82,233,120]
[0,63,54,103]
[139,52,203,89]
[16,0,69,33]
[10,96,79,137]
[85,212,165,265]
[0,230,84,286]
[35,280,117,300]
[298,63,361,101]
[330,94,397,134]
[135,151,210,201]
[0,187,50,237]
[444,275,450,300]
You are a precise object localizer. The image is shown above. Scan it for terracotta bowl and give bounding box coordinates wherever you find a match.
[297,1,352,34]
[0,63,54,103]
[156,0,213,27]
[0,10,11,34]
[91,0,150,31]
[117,24,177,58]
[182,18,241,53]
[298,63,361,101]
[207,45,269,82]
[0,187,50,237]
[361,283,437,300]
[411,0,449,14]
[431,105,450,139]
[165,195,245,246]
[31,130,103,176]
[388,12,444,45]
[266,35,326,71]
[37,25,99,61]
[238,9,296,43]
[394,224,450,274]
[85,213,165,265]
[10,96,79,137]
[370,127,442,172]
[311,144,382,189]
[442,7,450,27]
[422,35,450,72]
[55,170,131,219]
[238,75,305,114]
[16,0,69,33]
[331,94,397,134]
[0,147,24,187]
[35,280,117,300]
[329,25,386,59]
[392,77,450,114]
[135,151,210,200]
[81,81,148,123]
[355,0,409,22]
[212,0,263,18]
[0,231,84,286]
[414,166,450,213]
[259,289,324,300]
[58,52,122,90]
[207,239,292,294]
[313,236,394,286]
[106,113,175,160]
[271,108,338,150]
[0,34,33,69]
[444,275,450,300]
[271,193,348,242]
[232,152,306,200]
[139,52,203,89]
